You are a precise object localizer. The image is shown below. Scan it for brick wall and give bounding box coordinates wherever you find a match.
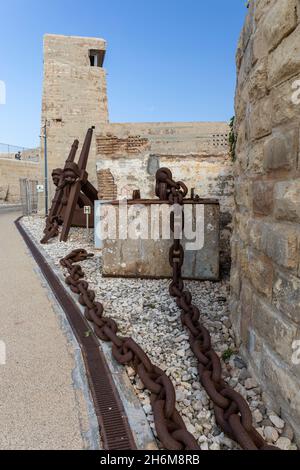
[231,0,300,442]
[97,169,117,200]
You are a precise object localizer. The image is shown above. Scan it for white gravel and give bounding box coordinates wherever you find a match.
[22,215,298,451]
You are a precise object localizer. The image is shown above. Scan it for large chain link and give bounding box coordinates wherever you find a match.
[156,167,277,451]
[41,169,71,244]
[60,249,199,450]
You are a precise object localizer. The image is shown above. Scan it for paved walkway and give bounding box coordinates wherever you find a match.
[0,211,97,449]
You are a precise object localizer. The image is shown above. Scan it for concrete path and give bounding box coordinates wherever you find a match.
[0,212,98,449]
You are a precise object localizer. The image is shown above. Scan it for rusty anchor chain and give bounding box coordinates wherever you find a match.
[155,167,277,451]
[60,249,199,451]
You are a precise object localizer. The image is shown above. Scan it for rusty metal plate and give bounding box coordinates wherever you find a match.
[98,202,219,281]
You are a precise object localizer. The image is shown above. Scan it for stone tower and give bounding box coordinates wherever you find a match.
[41,34,109,198]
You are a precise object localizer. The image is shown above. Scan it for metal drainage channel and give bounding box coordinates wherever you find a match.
[15,217,136,450]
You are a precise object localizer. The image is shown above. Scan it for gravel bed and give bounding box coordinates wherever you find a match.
[22,215,298,451]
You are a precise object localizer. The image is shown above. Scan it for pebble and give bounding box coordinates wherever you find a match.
[174,335,187,343]
[127,367,135,377]
[253,409,263,424]
[21,216,299,452]
[276,437,291,451]
[143,404,152,415]
[264,426,279,443]
[210,442,220,451]
[244,378,258,390]
[200,442,209,450]
[282,424,294,441]
[269,415,285,429]
[192,401,203,412]
[177,350,185,357]
[234,356,247,369]
[261,418,273,428]
[239,368,251,381]
[135,379,145,390]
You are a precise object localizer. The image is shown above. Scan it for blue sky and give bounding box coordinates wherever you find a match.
[0,0,247,148]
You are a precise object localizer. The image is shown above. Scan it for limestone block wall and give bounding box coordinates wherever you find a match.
[96,122,234,275]
[41,34,109,202]
[0,158,41,203]
[231,0,300,440]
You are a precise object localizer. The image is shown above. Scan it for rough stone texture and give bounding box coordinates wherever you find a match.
[100,202,220,281]
[0,158,42,203]
[96,122,233,276]
[232,0,300,444]
[274,179,300,223]
[41,34,109,204]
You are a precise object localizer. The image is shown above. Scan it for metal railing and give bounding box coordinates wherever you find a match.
[0,143,40,162]
[19,178,38,215]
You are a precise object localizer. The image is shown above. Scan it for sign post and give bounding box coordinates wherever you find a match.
[84,206,91,240]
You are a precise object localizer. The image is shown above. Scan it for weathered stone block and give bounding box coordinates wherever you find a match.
[237,40,254,88]
[274,179,300,223]
[254,0,276,23]
[246,328,263,373]
[262,348,300,417]
[249,97,272,140]
[248,219,263,251]
[235,213,251,243]
[235,179,252,210]
[252,26,268,64]
[246,140,265,174]
[273,271,300,324]
[237,244,250,276]
[248,58,268,102]
[230,267,241,297]
[268,25,300,87]
[261,223,299,271]
[235,120,247,155]
[263,127,298,171]
[248,249,274,298]
[240,281,253,344]
[234,86,248,128]
[236,33,244,71]
[252,180,274,215]
[229,299,241,343]
[263,0,297,52]
[249,221,299,271]
[271,75,300,127]
[252,294,299,363]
